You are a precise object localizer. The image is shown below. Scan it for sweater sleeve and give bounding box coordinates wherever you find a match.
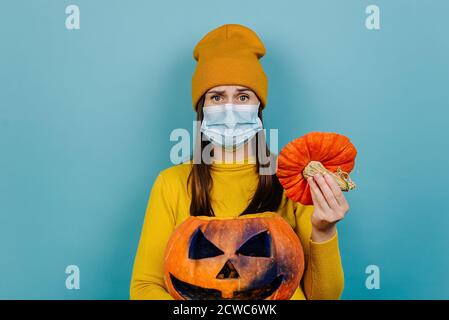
[294,203,345,300]
[130,172,176,300]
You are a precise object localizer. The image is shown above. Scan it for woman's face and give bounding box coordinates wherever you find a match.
[204,85,260,108]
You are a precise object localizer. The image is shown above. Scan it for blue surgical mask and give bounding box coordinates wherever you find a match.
[200,103,263,150]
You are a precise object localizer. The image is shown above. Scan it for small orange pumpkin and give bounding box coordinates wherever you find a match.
[276,132,357,205]
[163,213,304,300]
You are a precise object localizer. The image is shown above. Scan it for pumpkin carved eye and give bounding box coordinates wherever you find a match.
[236,230,271,257]
[189,228,224,259]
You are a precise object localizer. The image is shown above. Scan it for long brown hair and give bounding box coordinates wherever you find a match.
[187,95,284,217]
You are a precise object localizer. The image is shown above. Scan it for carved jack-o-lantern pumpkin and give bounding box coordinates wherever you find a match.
[163,213,304,300]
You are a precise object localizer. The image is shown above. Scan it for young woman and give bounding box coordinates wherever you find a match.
[130,24,349,300]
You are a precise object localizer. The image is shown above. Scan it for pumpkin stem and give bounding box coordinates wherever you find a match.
[302,161,356,191]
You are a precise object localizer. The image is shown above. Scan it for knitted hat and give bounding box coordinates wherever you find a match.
[191,24,268,110]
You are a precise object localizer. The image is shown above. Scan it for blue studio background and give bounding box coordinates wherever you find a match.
[1,0,448,299]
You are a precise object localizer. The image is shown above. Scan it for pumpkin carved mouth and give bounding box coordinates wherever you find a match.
[169,273,284,300]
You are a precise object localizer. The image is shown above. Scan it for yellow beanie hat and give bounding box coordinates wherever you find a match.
[191,24,268,110]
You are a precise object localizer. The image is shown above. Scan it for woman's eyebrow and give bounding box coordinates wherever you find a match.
[206,90,226,95]
[236,88,251,93]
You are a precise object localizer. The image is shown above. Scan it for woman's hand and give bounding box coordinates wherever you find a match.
[307,172,350,243]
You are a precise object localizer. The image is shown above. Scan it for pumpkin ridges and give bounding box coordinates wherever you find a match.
[163,217,200,300]
[285,179,309,204]
[276,142,310,178]
[316,133,336,162]
[277,132,357,205]
[288,136,311,165]
[321,137,357,165]
[305,131,325,161]
[323,159,355,173]
[264,215,304,300]
[278,174,301,190]
[277,146,307,170]
[311,132,340,162]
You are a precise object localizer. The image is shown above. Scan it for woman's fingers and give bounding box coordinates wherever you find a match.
[308,172,351,231]
[308,178,321,209]
[313,173,339,210]
[307,177,329,210]
[323,173,350,212]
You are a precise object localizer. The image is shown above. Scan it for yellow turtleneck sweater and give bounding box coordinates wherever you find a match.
[130,158,344,300]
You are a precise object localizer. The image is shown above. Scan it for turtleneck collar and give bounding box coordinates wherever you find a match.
[210,155,258,171]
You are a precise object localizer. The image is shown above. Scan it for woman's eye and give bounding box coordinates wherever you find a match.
[239,95,249,102]
[211,95,221,102]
